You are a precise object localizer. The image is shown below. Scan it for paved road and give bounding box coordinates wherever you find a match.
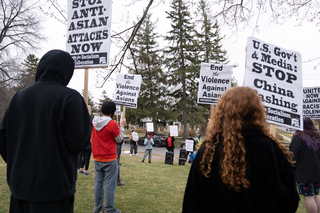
[121,143,182,158]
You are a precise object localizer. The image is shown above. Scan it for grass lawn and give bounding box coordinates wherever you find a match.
[0,153,308,213]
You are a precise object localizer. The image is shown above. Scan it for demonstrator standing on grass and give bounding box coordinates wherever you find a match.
[0,50,92,213]
[290,117,320,213]
[183,87,299,213]
[91,101,126,213]
[142,134,154,164]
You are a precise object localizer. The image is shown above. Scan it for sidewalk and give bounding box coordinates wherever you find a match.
[121,143,181,158]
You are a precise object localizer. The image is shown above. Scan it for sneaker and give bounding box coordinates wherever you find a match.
[135,153,138,156]
[84,172,91,176]
[78,170,85,174]
[149,162,151,164]
[141,161,144,163]
[130,154,132,156]
[113,209,121,213]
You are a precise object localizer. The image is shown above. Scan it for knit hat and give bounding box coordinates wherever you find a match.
[101,101,116,115]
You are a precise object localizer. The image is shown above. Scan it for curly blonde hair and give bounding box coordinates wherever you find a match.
[200,87,294,193]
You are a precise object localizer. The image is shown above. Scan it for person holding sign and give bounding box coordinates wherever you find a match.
[91,101,126,213]
[290,117,320,213]
[165,133,175,152]
[129,130,139,156]
[142,134,154,164]
[185,135,197,163]
[183,87,299,213]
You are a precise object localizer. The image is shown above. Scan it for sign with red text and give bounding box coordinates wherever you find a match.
[244,37,303,130]
[113,73,142,108]
[197,63,233,105]
[66,0,112,68]
[303,87,320,119]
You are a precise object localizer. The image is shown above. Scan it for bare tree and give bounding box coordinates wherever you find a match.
[0,0,45,85]
[43,0,320,85]
[209,0,320,32]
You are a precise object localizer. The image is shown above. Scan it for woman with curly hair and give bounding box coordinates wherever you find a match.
[183,87,299,213]
[290,117,320,213]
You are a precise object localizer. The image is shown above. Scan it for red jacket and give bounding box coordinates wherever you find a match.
[91,117,120,162]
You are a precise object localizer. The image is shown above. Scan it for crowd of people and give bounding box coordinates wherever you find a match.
[1,50,320,213]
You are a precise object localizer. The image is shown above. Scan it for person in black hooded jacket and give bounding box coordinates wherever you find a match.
[0,49,92,213]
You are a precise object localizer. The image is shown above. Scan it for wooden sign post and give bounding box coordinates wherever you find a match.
[84,68,89,105]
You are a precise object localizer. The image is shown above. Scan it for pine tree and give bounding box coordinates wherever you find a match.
[196,0,230,64]
[14,54,39,91]
[194,0,235,135]
[164,0,199,138]
[126,13,173,132]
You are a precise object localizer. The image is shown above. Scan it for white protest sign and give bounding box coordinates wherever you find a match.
[66,0,112,68]
[197,63,233,105]
[185,140,194,152]
[170,125,178,137]
[303,87,320,119]
[115,105,121,115]
[113,74,142,108]
[244,37,303,130]
[146,122,154,132]
[132,132,139,141]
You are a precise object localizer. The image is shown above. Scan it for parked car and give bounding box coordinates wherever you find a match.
[138,133,167,147]
[123,135,130,144]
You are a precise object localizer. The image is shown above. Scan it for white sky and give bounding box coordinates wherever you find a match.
[38,0,320,103]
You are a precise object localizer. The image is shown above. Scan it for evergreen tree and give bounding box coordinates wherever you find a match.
[164,0,199,138]
[196,0,230,64]
[126,13,173,132]
[14,54,39,91]
[193,0,235,135]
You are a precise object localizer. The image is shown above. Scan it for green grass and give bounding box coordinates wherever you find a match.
[0,154,308,212]
[0,154,191,213]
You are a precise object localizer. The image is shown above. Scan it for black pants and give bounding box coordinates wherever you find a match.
[78,149,91,170]
[130,143,137,154]
[10,195,74,213]
[167,147,174,152]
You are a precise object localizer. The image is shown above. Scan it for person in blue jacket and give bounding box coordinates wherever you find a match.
[142,134,154,164]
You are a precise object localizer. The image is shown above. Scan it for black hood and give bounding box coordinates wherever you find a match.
[35,50,74,86]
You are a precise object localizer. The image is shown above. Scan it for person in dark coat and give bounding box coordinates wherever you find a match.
[165,133,175,152]
[0,49,92,213]
[290,117,320,213]
[183,87,299,213]
[78,105,93,176]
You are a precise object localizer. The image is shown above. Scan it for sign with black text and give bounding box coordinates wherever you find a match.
[303,87,320,119]
[113,73,142,108]
[244,37,303,130]
[66,0,112,68]
[197,63,233,105]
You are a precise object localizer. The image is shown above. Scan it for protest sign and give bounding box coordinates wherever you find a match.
[146,122,154,132]
[185,140,194,152]
[132,132,139,141]
[170,125,178,137]
[197,63,233,105]
[303,87,320,119]
[113,73,142,108]
[244,37,303,130]
[115,105,121,115]
[66,0,112,68]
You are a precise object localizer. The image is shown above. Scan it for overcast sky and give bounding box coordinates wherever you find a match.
[38,0,320,103]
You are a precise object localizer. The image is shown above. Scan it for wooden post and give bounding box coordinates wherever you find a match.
[84,68,89,105]
[269,124,277,138]
[210,104,215,119]
[122,106,126,120]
